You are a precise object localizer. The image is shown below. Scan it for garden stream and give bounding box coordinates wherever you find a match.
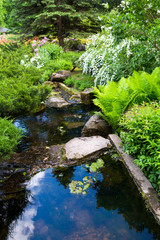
[0,103,160,240]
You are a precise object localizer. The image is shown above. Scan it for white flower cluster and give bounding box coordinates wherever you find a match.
[120,0,130,10]
[20,55,45,68]
[79,28,141,86]
[120,0,156,12]
[20,48,51,69]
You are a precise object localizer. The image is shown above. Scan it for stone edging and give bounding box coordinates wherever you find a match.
[108,134,160,225]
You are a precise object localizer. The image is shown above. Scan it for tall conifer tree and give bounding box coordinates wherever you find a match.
[10,0,108,45]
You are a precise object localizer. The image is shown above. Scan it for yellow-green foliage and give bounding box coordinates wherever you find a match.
[93,67,160,129]
[119,102,160,194]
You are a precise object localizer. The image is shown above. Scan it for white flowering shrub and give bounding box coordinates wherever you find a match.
[119,0,159,13]
[21,54,45,68]
[79,27,160,86]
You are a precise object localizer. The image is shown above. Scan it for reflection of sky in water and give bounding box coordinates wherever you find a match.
[14,119,28,134]
[6,162,160,240]
[7,172,45,240]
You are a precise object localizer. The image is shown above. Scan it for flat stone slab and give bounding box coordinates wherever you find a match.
[65,136,111,161]
[46,96,70,108]
[108,134,160,225]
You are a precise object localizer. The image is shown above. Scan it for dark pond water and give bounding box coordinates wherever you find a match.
[14,105,95,151]
[0,105,160,240]
[1,155,160,240]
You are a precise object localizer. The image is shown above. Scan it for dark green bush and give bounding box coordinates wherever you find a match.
[41,59,73,82]
[61,51,82,67]
[40,51,82,82]
[0,118,23,160]
[0,44,51,116]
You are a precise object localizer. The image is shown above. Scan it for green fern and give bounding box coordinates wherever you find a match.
[93,67,160,129]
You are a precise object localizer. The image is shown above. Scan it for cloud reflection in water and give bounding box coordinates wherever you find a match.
[8,171,45,240]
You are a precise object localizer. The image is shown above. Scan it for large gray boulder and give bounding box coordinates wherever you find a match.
[82,114,112,137]
[65,136,111,161]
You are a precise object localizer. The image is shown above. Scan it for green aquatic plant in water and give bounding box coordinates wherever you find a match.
[69,158,104,195]
[69,177,92,195]
[85,158,104,172]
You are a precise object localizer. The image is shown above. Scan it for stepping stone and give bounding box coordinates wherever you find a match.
[65,136,111,160]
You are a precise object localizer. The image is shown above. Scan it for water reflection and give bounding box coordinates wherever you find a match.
[7,172,45,240]
[52,166,75,189]
[0,156,160,240]
[94,155,160,239]
[14,105,94,152]
[0,191,30,240]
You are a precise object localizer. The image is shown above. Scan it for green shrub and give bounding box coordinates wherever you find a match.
[0,77,51,116]
[40,51,82,82]
[0,118,23,160]
[119,102,160,194]
[61,51,82,67]
[93,67,160,128]
[39,43,63,60]
[40,58,73,82]
[0,44,51,116]
[64,74,94,91]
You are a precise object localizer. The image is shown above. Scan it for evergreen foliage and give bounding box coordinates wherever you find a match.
[8,0,107,45]
[0,117,23,159]
[93,67,160,128]
[0,43,51,116]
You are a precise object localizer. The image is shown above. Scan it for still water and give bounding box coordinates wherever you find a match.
[0,105,160,239]
[14,105,94,151]
[0,155,160,240]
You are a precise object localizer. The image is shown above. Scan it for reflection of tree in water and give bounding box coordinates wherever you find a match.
[16,105,94,150]
[94,155,160,239]
[52,167,75,189]
[0,190,31,240]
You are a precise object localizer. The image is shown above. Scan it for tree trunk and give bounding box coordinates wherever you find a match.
[57,16,64,47]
